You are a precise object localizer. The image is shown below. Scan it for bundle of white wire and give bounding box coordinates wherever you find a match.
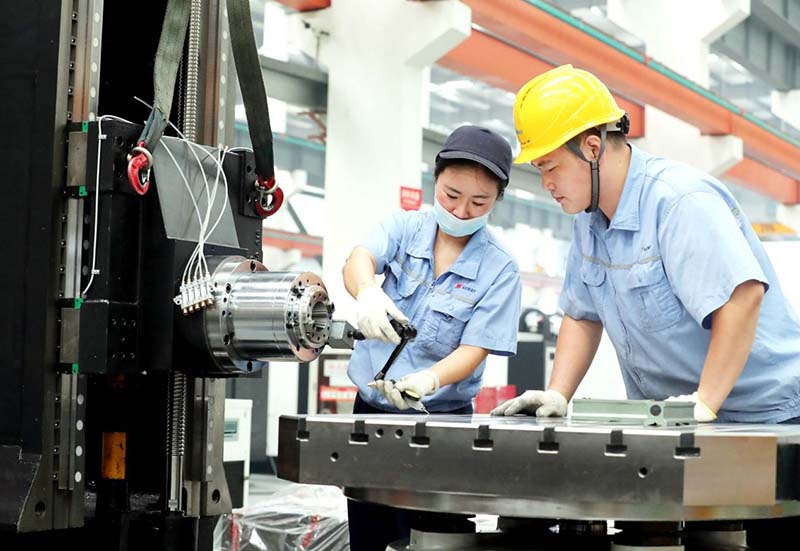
[82,109,254,318]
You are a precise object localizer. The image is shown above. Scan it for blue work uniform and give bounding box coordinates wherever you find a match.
[560,144,800,423]
[348,210,521,412]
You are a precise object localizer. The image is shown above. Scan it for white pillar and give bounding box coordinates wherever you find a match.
[765,90,800,241]
[634,108,744,176]
[607,0,749,176]
[289,0,471,322]
[777,204,800,233]
[771,89,800,132]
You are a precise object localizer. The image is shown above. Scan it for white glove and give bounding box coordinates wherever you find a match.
[369,379,409,410]
[490,389,568,417]
[369,371,439,410]
[396,371,439,400]
[355,285,409,345]
[665,392,717,423]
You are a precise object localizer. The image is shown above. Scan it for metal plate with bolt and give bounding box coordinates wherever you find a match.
[570,399,696,426]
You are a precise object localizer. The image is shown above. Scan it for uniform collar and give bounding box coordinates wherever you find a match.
[595,144,645,233]
[407,211,438,261]
[407,210,487,280]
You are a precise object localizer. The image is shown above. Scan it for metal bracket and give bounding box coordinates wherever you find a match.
[571,398,696,427]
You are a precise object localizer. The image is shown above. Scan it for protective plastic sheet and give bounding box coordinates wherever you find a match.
[214,484,349,551]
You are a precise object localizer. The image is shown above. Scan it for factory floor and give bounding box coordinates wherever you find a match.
[243,473,498,531]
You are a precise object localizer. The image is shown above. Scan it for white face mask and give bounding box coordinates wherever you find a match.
[433,197,489,237]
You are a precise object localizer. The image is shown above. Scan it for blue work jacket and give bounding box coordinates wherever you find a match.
[561,145,800,423]
[348,210,521,412]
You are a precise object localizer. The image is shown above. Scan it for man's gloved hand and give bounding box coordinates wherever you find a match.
[665,392,717,423]
[355,285,409,345]
[490,389,568,417]
[369,371,439,410]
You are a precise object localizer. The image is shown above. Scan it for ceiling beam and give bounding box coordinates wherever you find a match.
[725,156,800,204]
[263,229,323,257]
[439,28,645,138]
[458,0,800,202]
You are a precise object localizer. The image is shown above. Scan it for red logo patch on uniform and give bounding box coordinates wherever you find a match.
[455,283,462,289]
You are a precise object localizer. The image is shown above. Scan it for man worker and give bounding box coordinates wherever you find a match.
[492,64,800,423]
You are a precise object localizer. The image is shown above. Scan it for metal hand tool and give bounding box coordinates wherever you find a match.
[357,320,426,411]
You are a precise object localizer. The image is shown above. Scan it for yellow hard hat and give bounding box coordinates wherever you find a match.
[513,65,626,164]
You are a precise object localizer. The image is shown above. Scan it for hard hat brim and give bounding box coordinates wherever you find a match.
[514,147,538,165]
[514,141,563,165]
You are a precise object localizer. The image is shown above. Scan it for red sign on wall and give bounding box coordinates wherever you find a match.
[319,385,357,402]
[400,186,422,211]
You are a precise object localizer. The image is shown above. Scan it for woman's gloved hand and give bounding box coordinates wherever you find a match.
[665,392,717,422]
[490,389,568,417]
[355,285,409,345]
[369,379,408,410]
[370,371,439,410]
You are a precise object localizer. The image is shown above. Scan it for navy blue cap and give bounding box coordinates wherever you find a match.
[436,125,512,182]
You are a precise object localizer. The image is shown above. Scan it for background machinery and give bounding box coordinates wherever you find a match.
[0,1,348,549]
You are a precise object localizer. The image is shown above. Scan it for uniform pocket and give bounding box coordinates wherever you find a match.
[581,262,606,287]
[385,257,423,300]
[627,261,682,332]
[421,294,472,358]
[580,261,606,314]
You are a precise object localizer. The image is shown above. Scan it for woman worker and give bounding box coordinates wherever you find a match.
[342,125,522,550]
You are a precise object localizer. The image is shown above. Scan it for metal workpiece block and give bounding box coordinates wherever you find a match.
[279,415,685,501]
[277,414,800,521]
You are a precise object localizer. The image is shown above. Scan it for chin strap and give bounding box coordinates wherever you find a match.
[566,125,607,213]
[565,113,630,213]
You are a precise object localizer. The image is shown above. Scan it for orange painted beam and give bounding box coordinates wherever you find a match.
[463,0,735,136]
[731,117,800,191]
[439,30,644,138]
[724,157,800,205]
[275,0,330,11]
[460,0,800,189]
[440,31,551,94]
[263,229,323,257]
